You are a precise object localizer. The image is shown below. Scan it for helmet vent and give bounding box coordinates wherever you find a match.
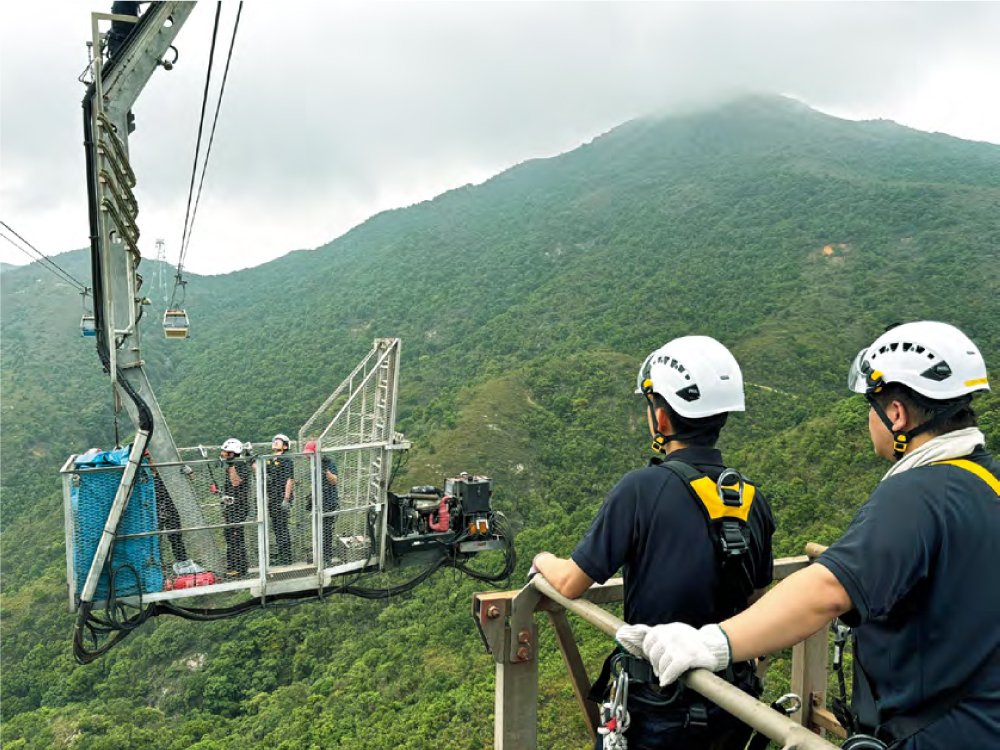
[921,361,953,382]
[675,384,701,402]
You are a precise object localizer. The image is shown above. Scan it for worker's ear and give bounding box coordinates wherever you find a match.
[655,406,674,436]
[886,399,913,432]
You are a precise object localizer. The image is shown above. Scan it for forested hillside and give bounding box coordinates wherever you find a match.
[2,95,999,749]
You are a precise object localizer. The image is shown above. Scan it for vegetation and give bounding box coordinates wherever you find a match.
[2,95,999,748]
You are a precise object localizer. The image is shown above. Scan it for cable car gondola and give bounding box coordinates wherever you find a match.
[80,288,96,337]
[163,309,190,338]
[80,315,97,337]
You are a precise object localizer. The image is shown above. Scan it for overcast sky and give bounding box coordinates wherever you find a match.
[2,2,998,276]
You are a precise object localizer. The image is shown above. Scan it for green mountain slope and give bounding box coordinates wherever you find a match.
[2,95,999,749]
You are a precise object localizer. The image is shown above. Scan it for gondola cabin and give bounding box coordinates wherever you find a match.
[163,309,190,339]
[80,315,97,337]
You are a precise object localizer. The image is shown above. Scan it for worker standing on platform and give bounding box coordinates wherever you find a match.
[533,336,776,749]
[618,321,1000,750]
[220,438,250,577]
[266,434,295,566]
[303,441,340,566]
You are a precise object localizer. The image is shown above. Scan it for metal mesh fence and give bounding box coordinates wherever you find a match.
[63,340,403,608]
[63,449,385,607]
[63,453,265,605]
[299,338,401,572]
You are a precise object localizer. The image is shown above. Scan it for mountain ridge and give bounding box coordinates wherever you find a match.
[2,94,998,749]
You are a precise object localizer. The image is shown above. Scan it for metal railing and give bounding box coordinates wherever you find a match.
[473,544,844,749]
[61,449,379,610]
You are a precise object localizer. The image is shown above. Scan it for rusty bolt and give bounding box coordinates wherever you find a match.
[517,646,531,661]
[518,629,531,644]
[486,605,500,619]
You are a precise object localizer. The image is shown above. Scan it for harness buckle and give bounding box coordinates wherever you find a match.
[718,520,748,558]
[684,702,708,729]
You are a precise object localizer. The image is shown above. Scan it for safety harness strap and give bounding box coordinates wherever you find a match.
[657,460,757,616]
[931,459,1000,495]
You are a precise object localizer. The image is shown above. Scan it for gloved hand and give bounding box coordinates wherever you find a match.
[210,483,219,494]
[281,498,291,511]
[615,623,650,658]
[615,622,731,687]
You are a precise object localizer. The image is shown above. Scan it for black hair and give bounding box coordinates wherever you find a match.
[871,383,978,436]
[650,393,729,447]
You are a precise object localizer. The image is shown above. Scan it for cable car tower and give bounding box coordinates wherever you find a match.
[78,2,217,614]
[66,3,513,663]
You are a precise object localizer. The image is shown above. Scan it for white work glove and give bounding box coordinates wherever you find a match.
[615,622,732,687]
[281,499,291,512]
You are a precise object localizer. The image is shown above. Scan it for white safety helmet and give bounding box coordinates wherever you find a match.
[636,336,745,419]
[221,438,243,455]
[272,433,290,449]
[848,321,990,401]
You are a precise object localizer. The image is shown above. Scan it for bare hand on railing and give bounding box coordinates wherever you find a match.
[526,553,545,584]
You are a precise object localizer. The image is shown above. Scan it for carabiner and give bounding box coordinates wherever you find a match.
[773,693,802,717]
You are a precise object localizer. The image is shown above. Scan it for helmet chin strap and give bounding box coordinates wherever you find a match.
[645,398,677,454]
[867,396,911,461]
[867,395,969,462]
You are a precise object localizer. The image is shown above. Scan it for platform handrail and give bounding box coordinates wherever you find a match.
[531,576,838,750]
[474,547,842,749]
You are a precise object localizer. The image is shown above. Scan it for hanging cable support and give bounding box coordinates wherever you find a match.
[179,2,243,267]
[0,221,89,291]
[169,3,222,309]
[176,3,221,271]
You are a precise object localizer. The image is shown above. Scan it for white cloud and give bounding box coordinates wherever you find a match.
[2,1,998,274]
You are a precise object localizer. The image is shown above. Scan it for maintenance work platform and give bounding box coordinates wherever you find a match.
[67,3,513,663]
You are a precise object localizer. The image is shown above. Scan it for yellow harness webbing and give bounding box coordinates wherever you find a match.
[931,459,1000,496]
[688,476,757,522]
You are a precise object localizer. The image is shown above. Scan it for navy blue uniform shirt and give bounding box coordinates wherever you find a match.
[322,456,340,511]
[571,446,775,627]
[224,459,251,506]
[818,447,1000,749]
[265,455,293,500]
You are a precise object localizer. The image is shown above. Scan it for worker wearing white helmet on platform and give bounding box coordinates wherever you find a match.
[618,321,1000,749]
[533,335,776,749]
[265,434,295,566]
[220,438,250,577]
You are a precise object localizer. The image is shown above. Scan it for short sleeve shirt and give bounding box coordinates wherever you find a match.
[322,457,339,508]
[571,447,775,627]
[265,455,293,500]
[224,460,251,504]
[817,448,1000,748]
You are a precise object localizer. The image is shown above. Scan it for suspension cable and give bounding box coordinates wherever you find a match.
[0,222,89,291]
[172,3,223,306]
[179,2,243,275]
